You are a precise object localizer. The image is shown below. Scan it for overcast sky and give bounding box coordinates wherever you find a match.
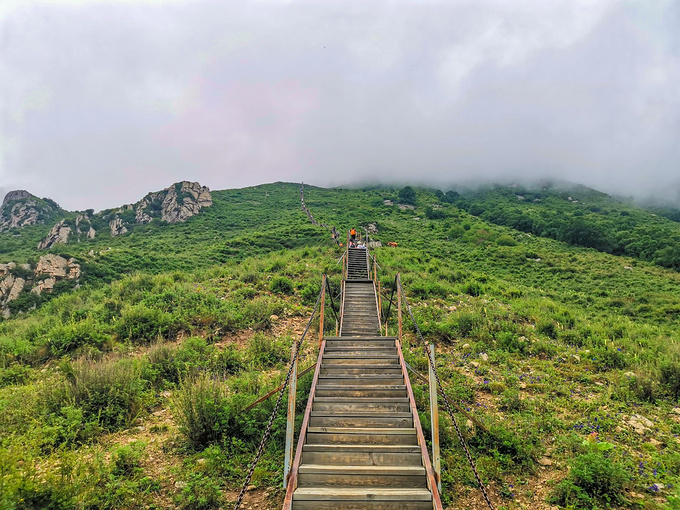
[1,0,679,211]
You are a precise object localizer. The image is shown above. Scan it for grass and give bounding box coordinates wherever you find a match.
[0,182,680,508]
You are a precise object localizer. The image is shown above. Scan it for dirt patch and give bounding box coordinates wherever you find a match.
[225,488,284,510]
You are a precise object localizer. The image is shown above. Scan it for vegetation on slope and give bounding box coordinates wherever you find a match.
[445,183,680,271]
[1,182,680,509]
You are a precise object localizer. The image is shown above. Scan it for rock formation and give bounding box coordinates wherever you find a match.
[0,190,62,232]
[3,181,211,243]
[109,216,128,236]
[37,220,71,250]
[0,255,81,317]
[135,181,212,225]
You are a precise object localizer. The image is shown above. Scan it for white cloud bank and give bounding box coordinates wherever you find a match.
[1,0,679,209]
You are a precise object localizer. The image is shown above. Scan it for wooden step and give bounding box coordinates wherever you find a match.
[312,401,411,412]
[306,427,417,445]
[320,366,402,375]
[314,387,408,398]
[292,487,432,510]
[322,358,399,366]
[323,337,397,341]
[297,464,427,488]
[313,396,409,403]
[318,375,404,386]
[309,411,413,428]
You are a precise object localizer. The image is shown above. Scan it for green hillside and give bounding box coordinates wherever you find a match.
[1,182,679,509]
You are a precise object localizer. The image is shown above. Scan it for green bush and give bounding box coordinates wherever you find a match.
[47,320,108,355]
[54,358,149,432]
[173,374,232,449]
[660,361,680,399]
[247,333,289,367]
[112,442,145,478]
[270,276,294,295]
[174,472,223,510]
[115,304,175,343]
[496,234,518,246]
[549,450,628,508]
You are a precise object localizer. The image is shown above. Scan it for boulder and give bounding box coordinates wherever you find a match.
[37,220,72,250]
[35,254,70,278]
[110,216,128,236]
[134,181,212,225]
[0,190,61,232]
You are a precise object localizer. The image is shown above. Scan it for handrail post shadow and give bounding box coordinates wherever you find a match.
[428,343,441,492]
[283,348,297,487]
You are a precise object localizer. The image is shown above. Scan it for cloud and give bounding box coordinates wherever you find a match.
[1,0,678,210]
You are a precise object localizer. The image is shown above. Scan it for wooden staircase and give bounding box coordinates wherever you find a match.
[283,249,442,509]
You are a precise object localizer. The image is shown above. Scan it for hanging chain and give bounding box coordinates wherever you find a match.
[232,286,324,510]
[398,277,495,510]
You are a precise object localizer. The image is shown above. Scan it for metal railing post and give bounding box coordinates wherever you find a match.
[283,349,297,487]
[428,343,441,492]
[319,275,326,347]
[397,273,403,342]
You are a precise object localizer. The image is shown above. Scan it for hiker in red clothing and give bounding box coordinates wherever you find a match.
[350,227,357,242]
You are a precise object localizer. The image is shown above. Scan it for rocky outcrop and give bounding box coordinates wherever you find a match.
[135,181,212,225]
[75,214,96,241]
[37,220,72,250]
[0,255,81,316]
[38,214,96,250]
[2,181,211,241]
[109,216,128,236]
[0,190,62,232]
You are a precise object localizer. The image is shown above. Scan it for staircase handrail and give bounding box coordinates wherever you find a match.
[232,282,325,510]
[282,338,327,509]
[394,335,444,509]
[397,275,496,510]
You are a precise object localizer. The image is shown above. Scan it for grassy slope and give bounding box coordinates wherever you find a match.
[1,183,680,509]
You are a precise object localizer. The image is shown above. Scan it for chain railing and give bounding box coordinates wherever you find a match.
[232,281,326,510]
[396,274,496,510]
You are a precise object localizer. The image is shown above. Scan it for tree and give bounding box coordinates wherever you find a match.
[398,186,417,206]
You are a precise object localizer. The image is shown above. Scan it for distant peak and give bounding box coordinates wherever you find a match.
[2,190,34,205]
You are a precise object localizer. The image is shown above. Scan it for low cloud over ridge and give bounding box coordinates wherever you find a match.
[1,0,679,209]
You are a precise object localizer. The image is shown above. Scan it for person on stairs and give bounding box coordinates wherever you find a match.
[350,227,357,242]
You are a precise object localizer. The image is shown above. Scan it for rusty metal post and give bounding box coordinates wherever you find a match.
[319,275,326,347]
[397,273,403,343]
[428,343,441,492]
[283,348,297,487]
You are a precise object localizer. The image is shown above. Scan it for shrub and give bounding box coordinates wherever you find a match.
[270,276,294,295]
[247,333,289,367]
[112,442,145,477]
[175,472,223,510]
[537,320,558,339]
[462,281,483,297]
[549,450,628,508]
[448,225,465,240]
[173,374,231,449]
[398,186,417,205]
[496,234,518,246]
[0,363,33,387]
[468,424,538,470]
[115,304,175,344]
[660,361,680,399]
[47,320,108,355]
[56,358,149,432]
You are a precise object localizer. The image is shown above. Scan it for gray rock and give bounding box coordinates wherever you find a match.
[35,254,70,278]
[38,220,72,250]
[2,190,32,205]
[110,216,128,236]
[134,181,212,225]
